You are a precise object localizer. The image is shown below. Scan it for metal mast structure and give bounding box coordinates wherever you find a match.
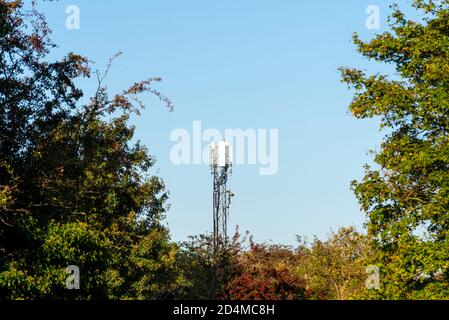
[210,141,234,251]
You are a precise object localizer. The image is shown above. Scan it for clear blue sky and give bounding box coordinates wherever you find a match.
[38,0,417,245]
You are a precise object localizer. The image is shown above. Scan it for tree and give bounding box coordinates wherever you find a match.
[340,0,449,299]
[224,232,309,300]
[296,227,369,300]
[0,0,182,299]
[175,229,310,301]
[175,233,241,300]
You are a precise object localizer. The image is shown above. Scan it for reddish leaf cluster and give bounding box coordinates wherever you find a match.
[224,243,310,300]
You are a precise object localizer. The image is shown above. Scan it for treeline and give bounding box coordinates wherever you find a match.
[175,227,369,300]
[1,0,449,300]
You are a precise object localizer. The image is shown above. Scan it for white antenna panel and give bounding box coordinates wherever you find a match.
[209,141,232,167]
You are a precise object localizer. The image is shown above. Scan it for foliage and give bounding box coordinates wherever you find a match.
[0,0,182,299]
[175,233,241,300]
[177,228,368,301]
[340,0,449,299]
[176,229,310,300]
[296,227,369,300]
[224,241,309,300]
[5,0,449,301]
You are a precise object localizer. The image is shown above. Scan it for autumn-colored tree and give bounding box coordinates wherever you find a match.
[296,227,369,300]
[341,0,449,299]
[0,0,183,299]
[175,229,310,300]
[224,235,309,300]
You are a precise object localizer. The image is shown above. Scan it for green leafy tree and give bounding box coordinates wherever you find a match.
[296,227,369,300]
[0,0,183,299]
[175,233,241,300]
[341,0,449,299]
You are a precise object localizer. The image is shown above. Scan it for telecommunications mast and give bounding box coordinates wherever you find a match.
[209,141,234,251]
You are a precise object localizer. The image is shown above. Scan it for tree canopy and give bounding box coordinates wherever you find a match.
[0,0,182,299]
[341,0,449,299]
